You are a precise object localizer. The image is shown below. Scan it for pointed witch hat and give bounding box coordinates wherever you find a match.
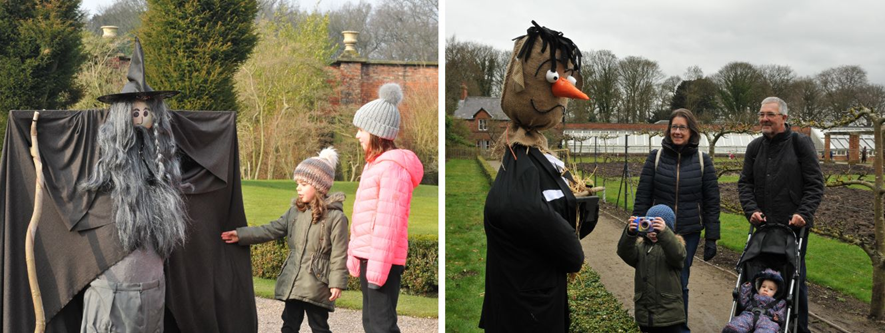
[97,37,179,103]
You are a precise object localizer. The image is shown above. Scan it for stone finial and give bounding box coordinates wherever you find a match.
[101,26,119,38]
[342,31,360,57]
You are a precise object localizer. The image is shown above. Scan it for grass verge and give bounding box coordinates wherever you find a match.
[445,159,489,332]
[242,180,438,236]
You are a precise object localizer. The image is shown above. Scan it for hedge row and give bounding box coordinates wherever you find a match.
[568,265,640,332]
[250,235,438,296]
[476,155,498,183]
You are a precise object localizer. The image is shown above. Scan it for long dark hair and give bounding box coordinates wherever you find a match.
[665,108,701,146]
[365,133,397,163]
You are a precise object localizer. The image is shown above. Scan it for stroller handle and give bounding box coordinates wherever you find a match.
[749,221,808,239]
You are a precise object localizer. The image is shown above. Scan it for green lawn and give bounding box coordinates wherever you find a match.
[445,159,490,333]
[598,177,874,303]
[242,180,438,236]
[242,179,439,317]
[253,277,438,318]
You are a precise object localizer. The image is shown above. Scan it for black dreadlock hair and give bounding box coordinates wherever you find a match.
[513,20,582,74]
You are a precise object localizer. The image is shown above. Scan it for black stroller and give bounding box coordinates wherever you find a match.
[728,223,807,333]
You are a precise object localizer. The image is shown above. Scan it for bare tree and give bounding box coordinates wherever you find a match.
[683,65,704,81]
[367,0,437,61]
[817,65,869,120]
[235,11,336,179]
[585,50,621,123]
[759,64,796,98]
[444,37,506,113]
[618,56,663,123]
[327,2,376,58]
[651,75,681,122]
[786,76,822,125]
[398,84,438,184]
[86,0,147,36]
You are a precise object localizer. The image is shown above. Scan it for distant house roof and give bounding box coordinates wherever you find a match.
[453,96,509,121]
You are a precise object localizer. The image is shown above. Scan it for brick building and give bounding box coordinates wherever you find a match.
[326,32,437,110]
[452,85,509,150]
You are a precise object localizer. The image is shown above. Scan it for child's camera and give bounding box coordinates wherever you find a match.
[633,216,654,235]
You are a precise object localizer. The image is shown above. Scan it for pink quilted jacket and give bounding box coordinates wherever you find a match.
[347,149,424,287]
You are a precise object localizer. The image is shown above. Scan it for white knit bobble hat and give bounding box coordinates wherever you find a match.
[352,83,403,140]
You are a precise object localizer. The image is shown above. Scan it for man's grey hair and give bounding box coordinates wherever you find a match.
[761,96,789,116]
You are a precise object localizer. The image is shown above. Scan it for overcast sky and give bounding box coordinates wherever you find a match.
[445,0,885,85]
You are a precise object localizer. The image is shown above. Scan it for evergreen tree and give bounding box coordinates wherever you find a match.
[0,0,85,137]
[139,0,258,111]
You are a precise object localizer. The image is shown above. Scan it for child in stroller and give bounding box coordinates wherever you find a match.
[722,268,787,333]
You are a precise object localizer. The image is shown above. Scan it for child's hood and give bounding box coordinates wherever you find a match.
[325,192,346,211]
[376,149,424,188]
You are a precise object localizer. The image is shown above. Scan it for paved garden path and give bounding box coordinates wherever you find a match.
[255,297,438,333]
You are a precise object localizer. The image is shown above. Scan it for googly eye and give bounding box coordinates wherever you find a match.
[132,111,140,118]
[545,70,559,83]
[143,110,149,117]
[567,75,577,85]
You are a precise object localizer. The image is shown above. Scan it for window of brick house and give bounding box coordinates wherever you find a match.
[476,140,490,150]
[478,119,488,131]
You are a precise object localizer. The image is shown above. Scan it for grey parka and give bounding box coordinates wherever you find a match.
[616,225,686,327]
[237,192,349,311]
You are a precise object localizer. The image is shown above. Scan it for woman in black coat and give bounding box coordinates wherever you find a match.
[632,108,721,332]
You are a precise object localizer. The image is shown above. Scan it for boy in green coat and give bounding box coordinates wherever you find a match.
[617,204,687,333]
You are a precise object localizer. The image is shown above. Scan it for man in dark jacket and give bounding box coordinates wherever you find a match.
[738,96,824,333]
[479,21,589,332]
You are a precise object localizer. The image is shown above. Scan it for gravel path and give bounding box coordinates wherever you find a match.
[255,297,438,333]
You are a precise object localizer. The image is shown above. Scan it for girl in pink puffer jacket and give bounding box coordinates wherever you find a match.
[348,83,424,333]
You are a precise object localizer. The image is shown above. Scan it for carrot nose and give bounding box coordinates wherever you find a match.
[552,77,589,100]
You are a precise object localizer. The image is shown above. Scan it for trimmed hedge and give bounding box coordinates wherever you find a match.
[251,235,438,296]
[568,265,640,332]
[476,155,498,184]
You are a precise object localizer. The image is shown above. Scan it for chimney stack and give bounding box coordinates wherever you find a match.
[461,83,468,100]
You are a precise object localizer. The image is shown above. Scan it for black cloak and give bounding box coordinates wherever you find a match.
[479,144,585,332]
[0,110,257,332]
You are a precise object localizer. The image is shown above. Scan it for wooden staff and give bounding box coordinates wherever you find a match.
[25,111,45,332]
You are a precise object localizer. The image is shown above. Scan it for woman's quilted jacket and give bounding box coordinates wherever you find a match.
[347,149,424,287]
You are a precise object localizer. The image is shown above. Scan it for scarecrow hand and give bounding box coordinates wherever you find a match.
[221,230,239,243]
[703,240,717,261]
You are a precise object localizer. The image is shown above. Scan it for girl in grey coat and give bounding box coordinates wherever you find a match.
[222,148,349,333]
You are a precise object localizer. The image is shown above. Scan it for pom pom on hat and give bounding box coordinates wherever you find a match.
[378,83,404,106]
[293,147,338,194]
[646,204,675,231]
[353,83,402,140]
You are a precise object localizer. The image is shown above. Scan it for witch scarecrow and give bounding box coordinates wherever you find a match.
[0,38,257,332]
[75,37,188,332]
[479,21,595,332]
